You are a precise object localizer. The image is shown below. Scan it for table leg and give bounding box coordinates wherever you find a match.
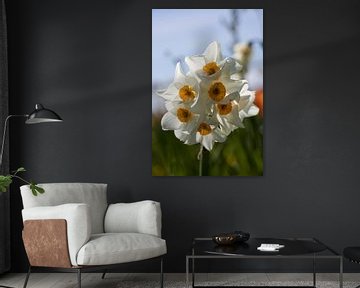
[313,254,316,287]
[192,247,195,288]
[186,257,189,288]
[192,257,195,288]
[339,256,343,288]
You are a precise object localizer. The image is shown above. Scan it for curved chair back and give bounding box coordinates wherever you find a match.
[20,183,108,233]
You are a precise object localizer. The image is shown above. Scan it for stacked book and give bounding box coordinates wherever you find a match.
[257,243,285,252]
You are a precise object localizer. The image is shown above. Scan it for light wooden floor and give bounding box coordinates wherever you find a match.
[0,273,359,288]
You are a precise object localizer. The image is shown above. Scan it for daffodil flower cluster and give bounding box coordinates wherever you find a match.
[158,41,259,151]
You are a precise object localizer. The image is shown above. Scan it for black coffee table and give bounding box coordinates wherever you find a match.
[186,237,342,288]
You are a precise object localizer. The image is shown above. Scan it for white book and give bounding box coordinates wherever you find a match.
[257,243,285,251]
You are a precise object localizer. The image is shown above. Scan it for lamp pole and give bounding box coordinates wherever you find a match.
[0,114,28,169]
[0,104,62,288]
[0,115,27,288]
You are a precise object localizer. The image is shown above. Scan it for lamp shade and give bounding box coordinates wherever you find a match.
[25,104,63,124]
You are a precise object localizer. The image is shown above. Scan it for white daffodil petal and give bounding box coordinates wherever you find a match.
[248,90,256,102]
[174,62,186,83]
[223,106,243,128]
[165,101,176,112]
[218,58,237,78]
[185,55,206,72]
[218,118,236,136]
[186,76,199,89]
[161,112,181,131]
[246,105,259,117]
[174,130,197,145]
[225,79,246,95]
[207,116,219,126]
[174,129,187,142]
[196,70,217,82]
[228,91,240,101]
[230,60,243,76]
[196,133,202,143]
[182,114,200,133]
[239,110,247,121]
[159,83,179,101]
[203,41,222,63]
[185,132,197,145]
[173,82,184,89]
[238,97,250,111]
[156,88,166,95]
[168,104,180,114]
[240,91,256,113]
[202,135,214,151]
[213,129,227,143]
[218,92,240,104]
[240,82,250,95]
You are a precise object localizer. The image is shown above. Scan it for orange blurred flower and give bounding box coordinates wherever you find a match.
[255,90,263,117]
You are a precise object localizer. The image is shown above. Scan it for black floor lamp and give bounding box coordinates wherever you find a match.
[0,103,62,288]
[0,103,63,167]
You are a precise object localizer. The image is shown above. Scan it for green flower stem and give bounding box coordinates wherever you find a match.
[197,145,204,176]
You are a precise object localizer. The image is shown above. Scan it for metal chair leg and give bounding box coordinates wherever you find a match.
[160,257,164,288]
[77,269,81,288]
[101,270,106,279]
[0,284,15,288]
[23,266,31,288]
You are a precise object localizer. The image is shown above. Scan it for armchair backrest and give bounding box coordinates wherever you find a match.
[20,183,108,234]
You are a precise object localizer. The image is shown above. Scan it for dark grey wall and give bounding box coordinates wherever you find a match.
[5,0,360,273]
[0,0,10,274]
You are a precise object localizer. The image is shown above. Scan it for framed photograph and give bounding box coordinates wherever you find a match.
[152,9,263,176]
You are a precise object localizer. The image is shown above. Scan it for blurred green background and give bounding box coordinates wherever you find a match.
[152,114,263,176]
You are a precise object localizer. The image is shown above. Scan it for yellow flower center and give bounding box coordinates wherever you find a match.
[202,62,220,76]
[179,85,196,102]
[176,108,192,123]
[217,102,232,115]
[197,122,212,136]
[208,82,226,102]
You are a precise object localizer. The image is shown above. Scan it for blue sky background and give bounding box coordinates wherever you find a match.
[152,9,263,111]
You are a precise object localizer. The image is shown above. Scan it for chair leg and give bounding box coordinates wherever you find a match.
[77,269,81,288]
[23,266,31,288]
[160,257,164,288]
[101,270,107,279]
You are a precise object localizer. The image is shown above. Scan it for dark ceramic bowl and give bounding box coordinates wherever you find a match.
[212,234,237,245]
[212,231,250,246]
[233,230,250,242]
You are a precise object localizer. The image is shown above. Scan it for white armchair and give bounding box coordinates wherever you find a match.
[20,183,166,288]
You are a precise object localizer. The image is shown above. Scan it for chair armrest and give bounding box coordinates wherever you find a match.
[104,200,162,237]
[22,203,91,266]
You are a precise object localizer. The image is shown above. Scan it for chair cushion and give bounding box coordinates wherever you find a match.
[76,233,167,266]
[21,183,108,234]
[105,201,162,237]
[344,247,360,263]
